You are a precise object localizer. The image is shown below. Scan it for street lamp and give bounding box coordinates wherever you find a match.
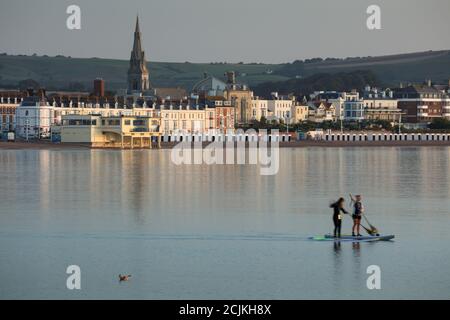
[25,119,29,142]
[285,111,290,135]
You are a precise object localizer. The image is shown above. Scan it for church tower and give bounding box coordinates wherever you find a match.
[127,16,150,93]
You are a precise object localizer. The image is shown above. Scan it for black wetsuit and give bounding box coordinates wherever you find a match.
[330,203,349,237]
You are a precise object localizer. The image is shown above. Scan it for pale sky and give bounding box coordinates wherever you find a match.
[0,0,449,63]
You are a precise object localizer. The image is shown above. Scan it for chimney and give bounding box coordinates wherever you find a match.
[94,78,105,97]
[38,88,46,99]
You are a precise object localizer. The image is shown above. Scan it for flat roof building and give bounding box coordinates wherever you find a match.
[61,114,161,148]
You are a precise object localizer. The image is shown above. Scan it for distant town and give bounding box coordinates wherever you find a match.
[1,17,450,148]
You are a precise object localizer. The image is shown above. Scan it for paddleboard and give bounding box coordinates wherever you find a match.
[309,234,395,242]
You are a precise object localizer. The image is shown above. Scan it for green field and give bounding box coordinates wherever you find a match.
[279,50,450,86]
[0,55,285,91]
[0,50,449,92]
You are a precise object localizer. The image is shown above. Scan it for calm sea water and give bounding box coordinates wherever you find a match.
[0,147,449,299]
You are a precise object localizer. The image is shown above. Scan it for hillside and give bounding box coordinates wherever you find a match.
[253,70,381,98]
[0,55,285,92]
[0,50,449,92]
[277,50,450,85]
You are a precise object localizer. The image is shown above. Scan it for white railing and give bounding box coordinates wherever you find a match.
[323,133,450,142]
[160,133,292,143]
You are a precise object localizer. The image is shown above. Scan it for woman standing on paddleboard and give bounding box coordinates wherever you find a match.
[350,194,364,237]
[330,198,349,238]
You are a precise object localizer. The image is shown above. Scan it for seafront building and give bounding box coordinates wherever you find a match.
[308,102,336,122]
[343,91,365,121]
[0,91,22,132]
[61,114,161,148]
[267,93,295,123]
[394,83,450,123]
[158,101,215,135]
[15,92,54,139]
[310,91,346,121]
[362,86,402,122]
[250,97,269,121]
[2,17,450,144]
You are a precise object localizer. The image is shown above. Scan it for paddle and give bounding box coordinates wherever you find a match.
[341,212,373,236]
[348,194,380,236]
[362,213,379,236]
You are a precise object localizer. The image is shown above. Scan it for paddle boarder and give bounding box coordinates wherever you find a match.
[330,197,349,238]
[350,194,364,237]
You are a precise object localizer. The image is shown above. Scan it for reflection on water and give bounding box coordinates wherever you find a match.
[0,147,450,299]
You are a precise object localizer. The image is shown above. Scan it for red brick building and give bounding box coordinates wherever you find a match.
[394,85,447,123]
[206,96,235,133]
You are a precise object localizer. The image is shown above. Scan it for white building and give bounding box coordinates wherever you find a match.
[344,91,365,121]
[0,94,21,132]
[250,98,269,121]
[267,93,296,123]
[15,96,54,139]
[444,97,450,119]
[362,98,401,121]
[308,102,336,122]
[310,91,346,120]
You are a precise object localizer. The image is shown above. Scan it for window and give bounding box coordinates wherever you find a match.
[133,120,145,126]
[124,120,131,125]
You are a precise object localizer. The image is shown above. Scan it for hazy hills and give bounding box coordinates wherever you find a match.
[0,50,449,92]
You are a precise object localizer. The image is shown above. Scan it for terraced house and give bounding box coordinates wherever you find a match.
[0,90,22,133]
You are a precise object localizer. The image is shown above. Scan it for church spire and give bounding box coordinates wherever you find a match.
[128,15,150,92]
[135,15,140,33]
[132,15,143,57]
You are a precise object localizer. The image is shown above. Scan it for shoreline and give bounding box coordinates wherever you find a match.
[1,140,450,150]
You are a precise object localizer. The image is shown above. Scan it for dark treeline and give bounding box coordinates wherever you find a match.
[252,70,382,98]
